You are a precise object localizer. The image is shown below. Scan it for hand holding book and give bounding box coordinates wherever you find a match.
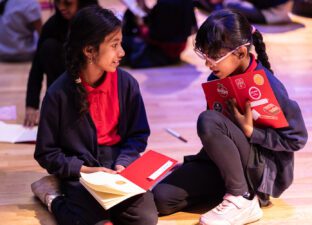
[227,98,254,137]
[202,69,289,128]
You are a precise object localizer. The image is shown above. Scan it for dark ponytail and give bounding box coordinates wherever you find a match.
[252,29,273,74]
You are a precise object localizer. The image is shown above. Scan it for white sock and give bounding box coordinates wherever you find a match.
[45,194,60,212]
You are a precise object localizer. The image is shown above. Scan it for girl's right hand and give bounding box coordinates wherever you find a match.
[80,165,117,174]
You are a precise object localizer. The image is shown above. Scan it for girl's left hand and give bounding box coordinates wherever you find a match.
[115,165,125,173]
[227,98,254,138]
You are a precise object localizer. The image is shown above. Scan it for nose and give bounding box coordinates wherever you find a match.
[119,46,125,58]
[205,60,216,70]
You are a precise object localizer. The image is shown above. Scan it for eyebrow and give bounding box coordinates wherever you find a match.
[111,37,121,42]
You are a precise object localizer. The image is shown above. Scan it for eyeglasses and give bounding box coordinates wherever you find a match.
[195,43,250,67]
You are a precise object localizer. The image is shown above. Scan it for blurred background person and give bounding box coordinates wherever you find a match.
[121,0,197,68]
[0,0,42,62]
[223,0,294,24]
[24,0,98,127]
[193,0,294,24]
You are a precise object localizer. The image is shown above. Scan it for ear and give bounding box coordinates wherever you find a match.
[82,46,94,58]
[236,46,248,59]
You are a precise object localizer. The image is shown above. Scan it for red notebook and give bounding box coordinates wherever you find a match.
[202,69,288,128]
[80,150,177,209]
[120,150,178,190]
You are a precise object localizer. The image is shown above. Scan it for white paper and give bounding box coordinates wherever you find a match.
[148,160,173,180]
[0,121,37,143]
[250,99,268,107]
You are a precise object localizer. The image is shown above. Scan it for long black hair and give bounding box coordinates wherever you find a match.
[65,5,121,114]
[194,9,273,73]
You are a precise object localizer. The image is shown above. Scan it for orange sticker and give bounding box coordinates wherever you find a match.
[115,180,126,185]
[253,74,264,85]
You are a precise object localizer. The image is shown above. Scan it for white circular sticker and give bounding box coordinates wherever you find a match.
[249,86,261,100]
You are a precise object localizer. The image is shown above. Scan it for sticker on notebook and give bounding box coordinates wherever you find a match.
[213,102,223,112]
[249,87,261,100]
[217,83,229,97]
[253,74,264,85]
[263,103,281,115]
[234,78,246,89]
[115,180,126,185]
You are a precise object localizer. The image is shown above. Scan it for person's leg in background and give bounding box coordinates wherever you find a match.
[261,0,293,24]
[122,0,197,68]
[223,0,266,23]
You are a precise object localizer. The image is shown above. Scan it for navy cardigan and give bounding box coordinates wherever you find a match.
[34,68,150,179]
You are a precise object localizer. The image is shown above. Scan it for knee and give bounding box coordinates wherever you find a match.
[135,192,158,225]
[153,184,182,215]
[137,210,158,225]
[197,110,223,137]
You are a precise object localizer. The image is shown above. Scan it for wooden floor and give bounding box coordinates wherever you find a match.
[0,1,312,224]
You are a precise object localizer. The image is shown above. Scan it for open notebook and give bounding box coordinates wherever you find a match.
[80,150,177,210]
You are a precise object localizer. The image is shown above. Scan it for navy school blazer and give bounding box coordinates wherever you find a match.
[34,68,150,179]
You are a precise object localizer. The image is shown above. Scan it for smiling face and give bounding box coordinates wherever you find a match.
[90,28,125,73]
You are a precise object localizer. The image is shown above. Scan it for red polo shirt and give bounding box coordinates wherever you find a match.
[82,71,121,146]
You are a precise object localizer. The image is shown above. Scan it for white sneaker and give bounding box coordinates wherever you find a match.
[199,194,263,225]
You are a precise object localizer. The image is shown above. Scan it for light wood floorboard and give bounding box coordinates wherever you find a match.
[0,1,311,224]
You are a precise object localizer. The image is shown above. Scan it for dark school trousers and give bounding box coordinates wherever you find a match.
[153,110,252,215]
[51,146,158,225]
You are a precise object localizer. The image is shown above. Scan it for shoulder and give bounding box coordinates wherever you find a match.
[41,15,58,33]
[117,67,139,87]
[256,62,284,87]
[41,14,68,37]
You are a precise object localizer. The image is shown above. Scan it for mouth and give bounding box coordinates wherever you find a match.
[113,60,120,66]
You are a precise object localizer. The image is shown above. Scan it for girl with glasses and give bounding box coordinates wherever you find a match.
[153,9,307,225]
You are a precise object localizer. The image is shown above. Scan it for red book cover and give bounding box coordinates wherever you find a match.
[120,150,178,190]
[80,150,178,209]
[202,69,288,128]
